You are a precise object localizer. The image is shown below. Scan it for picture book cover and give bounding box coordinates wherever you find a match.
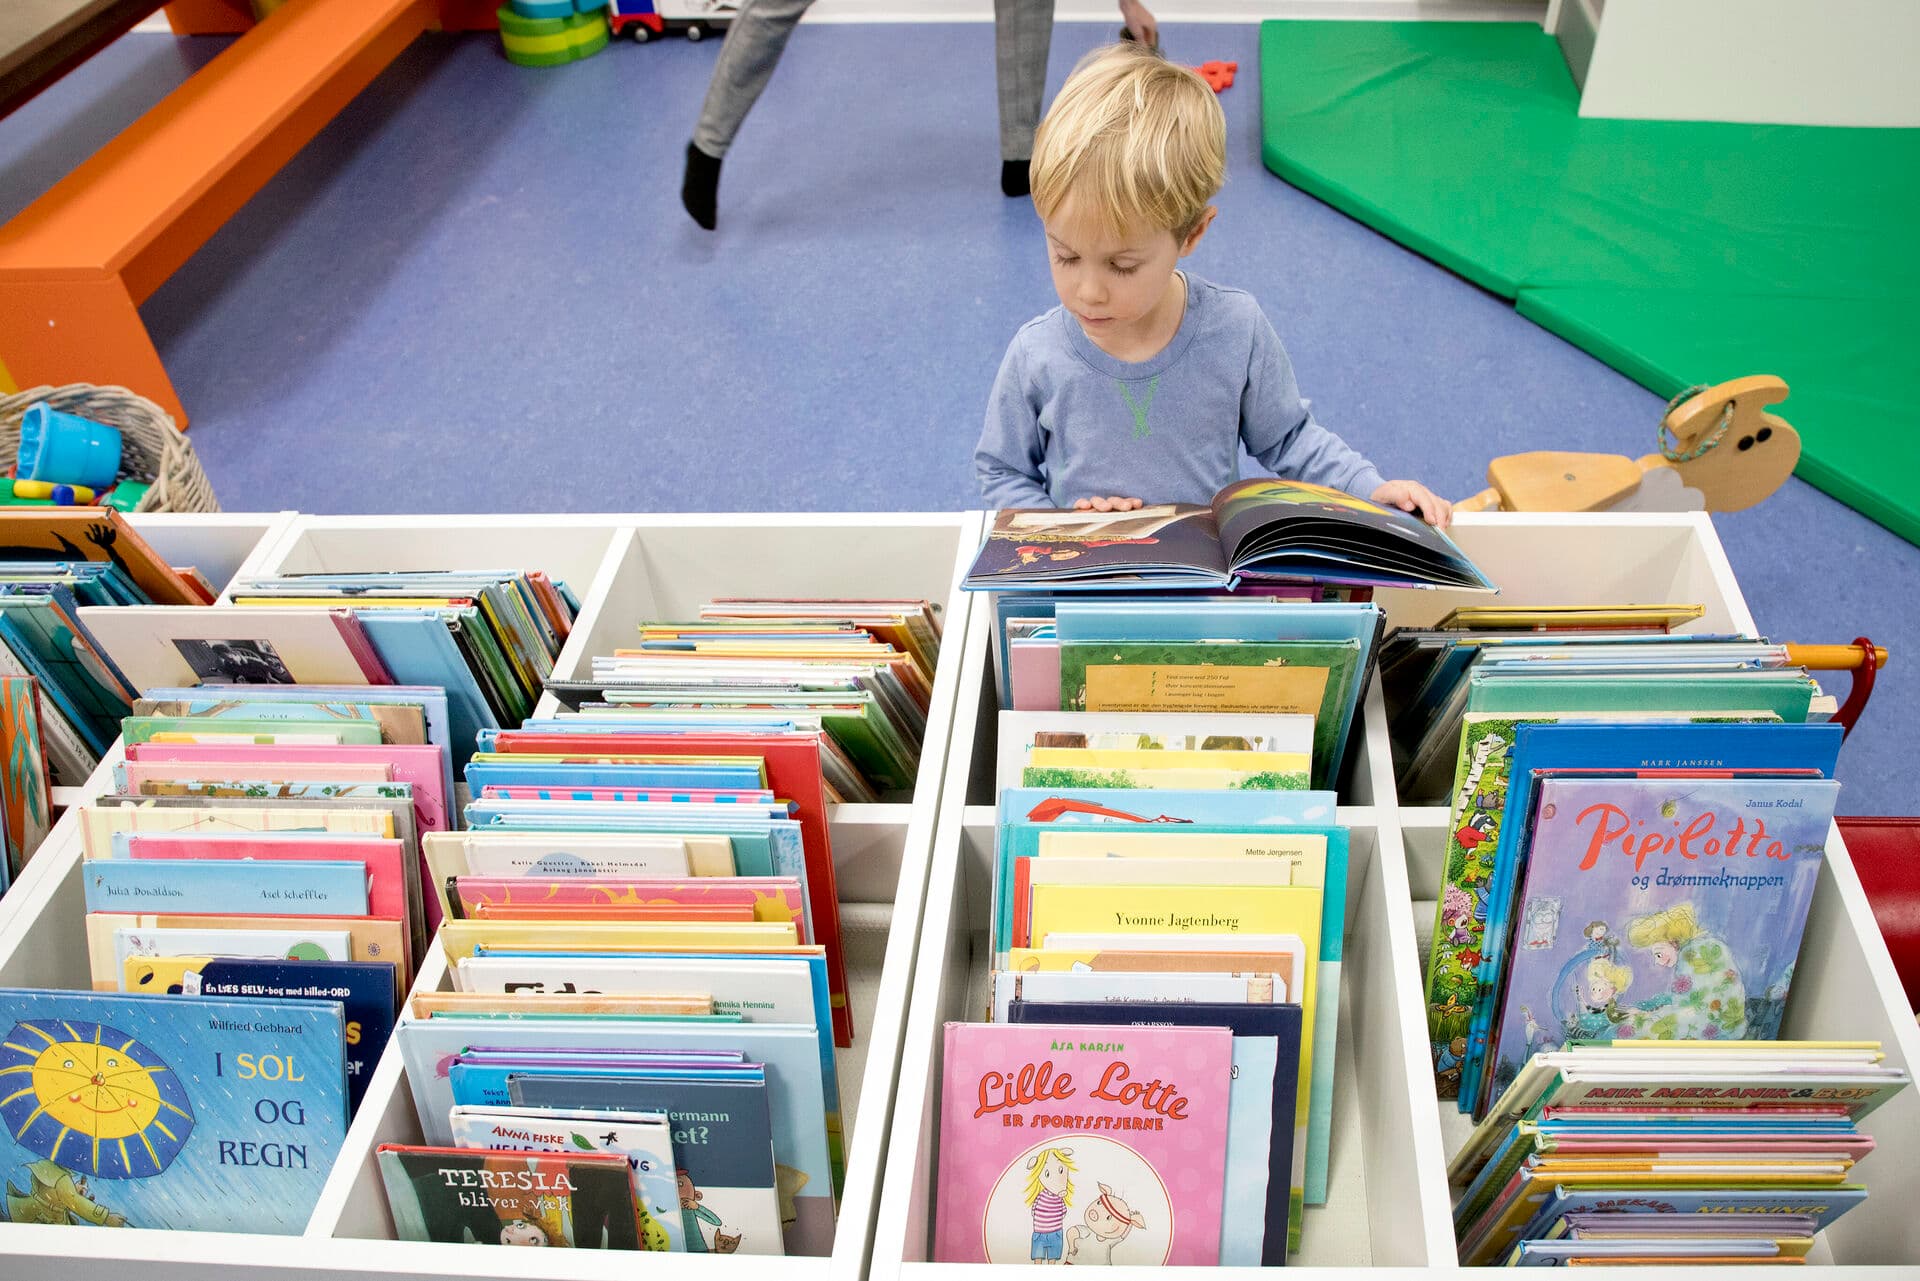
[393,1017,833,1254]
[113,927,354,979]
[376,1145,643,1248]
[77,801,394,860]
[85,913,409,998]
[76,607,391,691]
[935,1022,1233,1265]
[448,1106,683,1251]
[82,858,371,917]
[135,684,455,784]
[989,968,1285,1021]
[1022,746,1312,792]
[1485,776,1841,1109]
[0,510,204,605]
[505,1076,785,1255]
[964,481,1493,591]
[127,743,451,836]
[1057,640,1359,788]
[448,876,806,936]
[0,988,347,1233]
[995,710,1314,795]
[1424,713,1783,1098]
[1459,722,1845,1117]
[121,957,395,1115]
[1008,1000,1304,1264]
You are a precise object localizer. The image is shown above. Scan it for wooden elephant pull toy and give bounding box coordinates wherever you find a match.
[1458,376,1801,514]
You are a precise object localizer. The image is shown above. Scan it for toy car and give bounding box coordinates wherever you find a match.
[607,0,737,42]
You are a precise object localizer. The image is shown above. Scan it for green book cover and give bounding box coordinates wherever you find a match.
[1465,672,1815,722]
[1058,640,1361,788]
[121,717,386,746]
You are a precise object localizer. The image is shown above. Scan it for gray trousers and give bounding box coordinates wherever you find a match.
[691,0,1051,163]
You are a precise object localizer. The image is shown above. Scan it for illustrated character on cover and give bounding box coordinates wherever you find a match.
[0,1018,197,1229]
[1613,903,1749,1041]
[1063,1182,1146,1265]
[1520,896,1562,950]
[1557,957,1634,1042]
[1433,1037,1468,1092]
[678,1168,724,1252]
[1440,885,1474,947]
[1024,1146,1076,1263]
[499,1219,551,1247]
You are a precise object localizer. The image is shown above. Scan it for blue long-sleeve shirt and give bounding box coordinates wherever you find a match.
[975,274,1387,509]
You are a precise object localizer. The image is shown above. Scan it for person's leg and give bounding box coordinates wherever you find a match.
[682,0,818,228]
[993,0,1052,196]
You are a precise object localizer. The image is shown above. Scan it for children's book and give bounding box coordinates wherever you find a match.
[449,876,807,936]
[377,1145,643,1248]
[1008,1000,1304,1264]
[87,913,408,998]
[1020,745,1312,792]
[77,606,392,689]
[505,1076,784,1256]
[113,926,354,978]
[0,988,346,1233]
[989,968,1284,1021]
[1484,775,1840,1108]
[121,717,387,747]
[449,1105,683,1251]
[77,800,394,860]
[122,956,395,1115]
[0,676,51,881]
[1458,722,1844,1117]
[1057,641,1360,788]
[964,480,1494,591]
[394,1017,832,1255]
[127,743,451,836]
[934,1022,1233,1265]
[82,857,371,916]
[995,710,1315,795]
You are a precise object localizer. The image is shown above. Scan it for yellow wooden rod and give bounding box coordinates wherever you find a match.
[1786,643,1890,671]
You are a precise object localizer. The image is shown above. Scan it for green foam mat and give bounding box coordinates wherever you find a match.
[1259,20,1920,544]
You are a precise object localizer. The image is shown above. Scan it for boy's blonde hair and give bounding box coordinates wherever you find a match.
[1031,43,1226,240]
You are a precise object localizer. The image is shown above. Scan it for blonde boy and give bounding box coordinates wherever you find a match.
[974,44,1449,524]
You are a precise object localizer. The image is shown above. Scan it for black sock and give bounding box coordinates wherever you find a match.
[1001,160,1030,198]
[682,142,721,231]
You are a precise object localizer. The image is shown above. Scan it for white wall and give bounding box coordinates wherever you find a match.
[1578,0,1920,128]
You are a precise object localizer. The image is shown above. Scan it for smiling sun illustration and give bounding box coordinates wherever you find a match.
[0,1020,195,1178]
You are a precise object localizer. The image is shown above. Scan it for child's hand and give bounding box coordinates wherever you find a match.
[1073,496,1144,513]
[1371,480,1453,529]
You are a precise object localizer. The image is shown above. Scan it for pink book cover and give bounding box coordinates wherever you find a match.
[125,743,450,832]
[935,1022,1232,1266]
[125,834,411,933]
[479,785,776,804]
[123,760,396,787]
[1010,642,1062,712]
[450,875,808,940]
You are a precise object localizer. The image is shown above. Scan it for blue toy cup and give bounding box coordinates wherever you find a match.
[18,402,123,491]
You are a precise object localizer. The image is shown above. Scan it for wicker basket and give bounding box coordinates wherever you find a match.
[0,383,219,514]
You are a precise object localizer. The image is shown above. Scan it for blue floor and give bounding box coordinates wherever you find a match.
[2,24,1913,813]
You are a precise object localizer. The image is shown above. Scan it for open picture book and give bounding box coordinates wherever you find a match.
[964,479,1494,592]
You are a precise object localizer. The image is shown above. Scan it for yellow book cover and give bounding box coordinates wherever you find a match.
[439,919,798,965]
[79,804,394,859]
[421,832,731,923]
[1436,604,1705,631]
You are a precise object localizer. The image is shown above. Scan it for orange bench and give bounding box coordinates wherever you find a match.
[0,0,434,425]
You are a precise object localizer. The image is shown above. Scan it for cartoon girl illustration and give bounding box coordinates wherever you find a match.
[1023,1147,1075,1264]
[1619,903,1748,1040]
[499,1219,550,1247]
[1064,1183,1147,1265]
[679,1168,723,1253]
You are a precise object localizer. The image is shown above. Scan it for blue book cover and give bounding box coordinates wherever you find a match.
[0,989,346,1233]
[395,1017,834,1255]
[461,806,807,887]
[448,1058,763,1110]
[82,858,371,916]
[463,762,767,792]
[1484,775,1838,1107]
[1460,721,1843,1117]
[508,1075,785,1256]
[1008,1000,1303,1265]
[170,958,394,1117]
[353,611,499,764]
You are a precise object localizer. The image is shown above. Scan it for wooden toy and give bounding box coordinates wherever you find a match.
[1458,375,1801,514]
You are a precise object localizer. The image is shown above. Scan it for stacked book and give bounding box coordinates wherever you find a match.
[546,596,941,801]
[84,568,579,771]
[379,601,930,1255]
[0,509,214,884]
[0,684,458,1233]
[937,650,1361,1265]
[1450,1042,1909,1265]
